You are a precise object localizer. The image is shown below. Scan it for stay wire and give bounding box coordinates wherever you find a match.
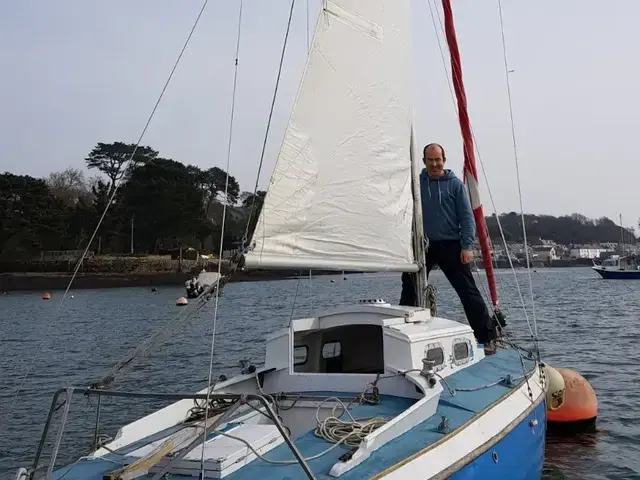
[199,0,244,476]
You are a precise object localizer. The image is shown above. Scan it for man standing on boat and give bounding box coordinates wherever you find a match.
[400,143,497,355]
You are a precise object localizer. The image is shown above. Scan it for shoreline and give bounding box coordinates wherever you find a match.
[0,264,593,292]
[0,270,344,292]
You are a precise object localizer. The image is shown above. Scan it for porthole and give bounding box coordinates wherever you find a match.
[426,347,444,366]
[454,342,469,361]
[452,338,473,366]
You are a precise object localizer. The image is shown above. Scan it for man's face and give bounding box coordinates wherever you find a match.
[424,145,445,177]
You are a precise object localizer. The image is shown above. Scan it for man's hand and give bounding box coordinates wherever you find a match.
[461,249,474,265]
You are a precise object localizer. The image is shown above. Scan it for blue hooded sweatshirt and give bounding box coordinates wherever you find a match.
[420,168,476,250]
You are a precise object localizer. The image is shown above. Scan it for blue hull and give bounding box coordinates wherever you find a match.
[593,267,640,279]
[451,399,546,480]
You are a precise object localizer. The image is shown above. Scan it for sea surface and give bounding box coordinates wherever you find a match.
[1,267,639,479]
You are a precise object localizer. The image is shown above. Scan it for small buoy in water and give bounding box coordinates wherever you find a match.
[151,287,158,292]
[42,293,51,300]
[330,279,335,283]
[546,365,598,435]
[176,297,188,306]
[70,295,74,299]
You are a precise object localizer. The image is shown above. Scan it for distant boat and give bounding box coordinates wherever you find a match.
[592,255,640,279]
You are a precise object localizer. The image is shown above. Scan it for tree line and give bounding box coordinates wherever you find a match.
[0,142,265,260]
[486,212,636,246]
[0,141,635,260]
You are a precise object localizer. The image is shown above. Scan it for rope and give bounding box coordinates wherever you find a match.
[435,363,536,397]
[242,0,297,249]
[200,1,244,476]
[1,0,211,431]
[186,397,236,423]
[314,397,386,447]
[426,284,437,317]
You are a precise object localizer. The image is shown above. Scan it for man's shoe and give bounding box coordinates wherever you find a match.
[484,340,497,356]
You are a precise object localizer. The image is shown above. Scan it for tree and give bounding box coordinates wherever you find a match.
[240,190,266,209]
[485,212,636,245]
[120,158,206,252]
[89,178,128,254]
[46,167,91,207]
[195,166,240,212]
[0,173,65,258]
[85,142,159,194]
[240,190,266,240]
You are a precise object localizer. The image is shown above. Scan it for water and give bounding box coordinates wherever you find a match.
[1,268,639,479]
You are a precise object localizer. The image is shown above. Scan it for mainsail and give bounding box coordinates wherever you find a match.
[441,0,500,308]
[244,0,417,272]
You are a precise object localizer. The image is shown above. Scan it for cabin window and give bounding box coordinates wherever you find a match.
[452,338,473,366]
[322,341,341,359]
[293,345,308,365]
[426,347,444,367]
[454,342,469,361]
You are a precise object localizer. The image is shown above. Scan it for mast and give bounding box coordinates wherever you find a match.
[441,0,499,309]
[620,213,624,256]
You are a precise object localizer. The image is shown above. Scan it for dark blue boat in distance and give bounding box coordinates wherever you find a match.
[592,255,640,279]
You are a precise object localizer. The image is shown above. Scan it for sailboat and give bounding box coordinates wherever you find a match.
[15,1,557,479]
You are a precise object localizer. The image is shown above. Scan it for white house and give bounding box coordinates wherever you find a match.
[570,247,609,259]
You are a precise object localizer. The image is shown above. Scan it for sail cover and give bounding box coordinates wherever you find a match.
[244,0,417,272]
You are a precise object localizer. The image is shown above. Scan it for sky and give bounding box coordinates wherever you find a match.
[1,0,639,230]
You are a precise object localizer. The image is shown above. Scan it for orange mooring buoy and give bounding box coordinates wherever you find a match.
[42,293,51,300]
[546,366,598,435]
[176,297,188,306]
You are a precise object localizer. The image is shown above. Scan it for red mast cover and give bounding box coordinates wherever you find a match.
[441,0,499,308]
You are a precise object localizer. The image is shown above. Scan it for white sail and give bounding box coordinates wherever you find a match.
[245,0,416,272]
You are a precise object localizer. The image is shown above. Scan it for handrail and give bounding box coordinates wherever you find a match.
[29,387,316,480]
